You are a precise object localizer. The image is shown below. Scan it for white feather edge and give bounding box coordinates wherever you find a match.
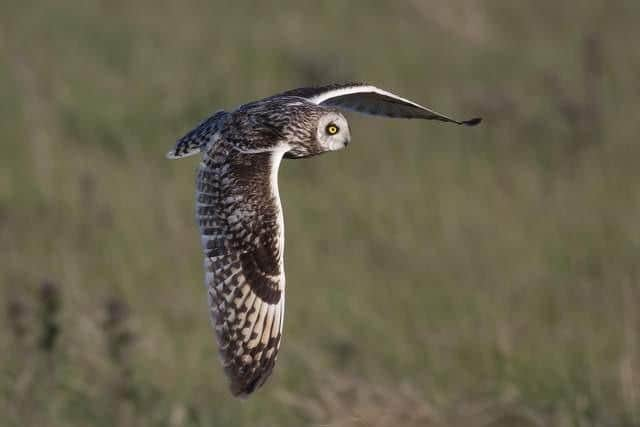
[306,84,451,118]
[270,146,287,339]
[270,145,288,264]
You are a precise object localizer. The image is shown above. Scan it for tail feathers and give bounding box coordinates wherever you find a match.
[166,110,227,160]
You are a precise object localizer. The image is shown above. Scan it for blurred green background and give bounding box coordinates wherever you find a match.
[1,1,639,426]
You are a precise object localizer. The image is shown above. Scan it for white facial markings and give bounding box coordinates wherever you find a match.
[317,113,350,152]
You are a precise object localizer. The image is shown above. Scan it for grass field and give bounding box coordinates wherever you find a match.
[1,1,640,426]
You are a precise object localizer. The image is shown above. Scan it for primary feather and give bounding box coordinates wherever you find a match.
[278,82,482,125]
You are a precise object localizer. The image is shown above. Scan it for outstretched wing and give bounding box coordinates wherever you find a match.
[166,110,227,159]
[196,139,285,396]
[278,82,481,125]
[197,139,287,397]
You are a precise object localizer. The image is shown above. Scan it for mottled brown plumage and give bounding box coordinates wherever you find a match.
[166,82,481,397]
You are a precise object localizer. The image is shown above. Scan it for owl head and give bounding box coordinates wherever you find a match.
[282,106,350,159]
[225,98,351,158]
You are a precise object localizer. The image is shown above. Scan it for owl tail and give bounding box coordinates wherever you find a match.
[166,110,228,159]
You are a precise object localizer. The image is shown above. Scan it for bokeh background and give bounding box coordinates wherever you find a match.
[2,1,639,426]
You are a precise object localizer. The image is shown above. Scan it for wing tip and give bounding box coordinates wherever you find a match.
[461,117,482,126]
[165,150,179,159]
[229,372,268,398]
[165,147,201,160]
[230,386,252,399]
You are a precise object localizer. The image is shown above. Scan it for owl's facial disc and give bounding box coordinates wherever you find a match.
[317,113,350,152]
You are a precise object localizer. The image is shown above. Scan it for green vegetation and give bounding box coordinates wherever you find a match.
[1,1,639,426]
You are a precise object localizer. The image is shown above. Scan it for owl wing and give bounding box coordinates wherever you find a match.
[197,141,287,397]
[166,110,227,159]
[279,82,481,125]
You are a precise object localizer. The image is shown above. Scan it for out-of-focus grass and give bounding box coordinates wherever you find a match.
[1,1,639,426]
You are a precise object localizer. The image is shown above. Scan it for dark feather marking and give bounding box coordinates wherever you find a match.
[239,249,281,304]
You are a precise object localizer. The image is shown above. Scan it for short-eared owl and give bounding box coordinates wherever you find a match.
[166,83,481,397]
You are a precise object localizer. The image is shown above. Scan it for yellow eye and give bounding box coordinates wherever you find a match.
[326,124,339,135]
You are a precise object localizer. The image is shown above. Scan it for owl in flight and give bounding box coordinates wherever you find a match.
[166,83,481,397]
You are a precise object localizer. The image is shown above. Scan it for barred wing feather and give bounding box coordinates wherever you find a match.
[197,140,286,397]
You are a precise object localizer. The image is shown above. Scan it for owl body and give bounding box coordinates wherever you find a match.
[167,82,480,396]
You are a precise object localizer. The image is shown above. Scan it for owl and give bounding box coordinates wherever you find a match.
[166,83,481,397]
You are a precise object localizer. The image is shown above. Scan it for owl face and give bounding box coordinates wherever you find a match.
[285,111,350,159]
[316,112,350,152]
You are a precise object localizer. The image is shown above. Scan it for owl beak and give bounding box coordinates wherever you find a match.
[343,127,351,148]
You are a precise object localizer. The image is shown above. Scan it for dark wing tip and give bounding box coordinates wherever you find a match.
[230,384,252,399]
[229,369,270,398]
[461,117,482,126]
